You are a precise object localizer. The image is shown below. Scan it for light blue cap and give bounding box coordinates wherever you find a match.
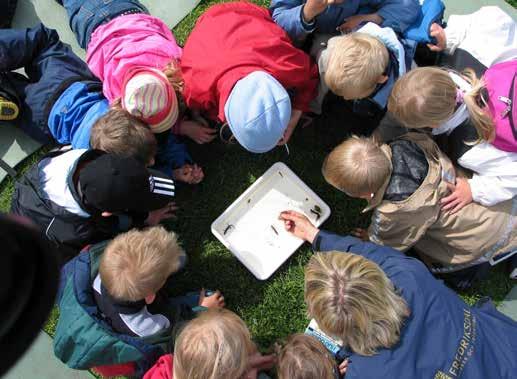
[224,71,291,153]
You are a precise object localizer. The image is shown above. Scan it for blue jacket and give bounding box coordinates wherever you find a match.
[48,82,191,174]
[312,230,517,379]
[270,0,421,42]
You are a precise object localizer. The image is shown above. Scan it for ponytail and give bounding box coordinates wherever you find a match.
[462,69,494,142]
[162,60,184,94]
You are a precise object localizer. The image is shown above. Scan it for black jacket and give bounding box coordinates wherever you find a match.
[10,150,146,260]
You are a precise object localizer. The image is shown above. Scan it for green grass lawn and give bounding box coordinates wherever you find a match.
[0,0,514,364]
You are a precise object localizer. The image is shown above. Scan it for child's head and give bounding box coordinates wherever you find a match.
[325,33,389,100]
[277,334,336,379]
[388,67,494,141]
[90,107,157,166]
[173,309,256,379]
[122,63,183,134]
[305,252,409,356]
[99,226,185,303]
[224,71,291,153]
[322,136,391,199]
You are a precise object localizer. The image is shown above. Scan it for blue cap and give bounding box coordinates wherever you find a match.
[224,71,291,153]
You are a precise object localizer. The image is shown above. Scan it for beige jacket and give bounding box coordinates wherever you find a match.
[367,133,517,265]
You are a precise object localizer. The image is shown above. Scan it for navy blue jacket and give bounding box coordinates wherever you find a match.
[312,230,517,379]
[270,0,421,43]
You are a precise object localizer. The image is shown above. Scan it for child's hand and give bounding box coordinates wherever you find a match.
[179,119,216,144]
[278,109,302,146]
[245,352,277,379]
[303,0,345,23]
[339,358,350,376]
[146,202,178,225]
[279,210,319,243]
[338,13,382,33]
[351,228,369,241]
[441,178,473,214]
[427,23,447,52]
[172,164,204,184]
[199,289,225,309]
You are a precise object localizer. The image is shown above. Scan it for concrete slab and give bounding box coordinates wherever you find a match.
[3,331,93,379]
[0,122,42,183]
[442,0,516,19]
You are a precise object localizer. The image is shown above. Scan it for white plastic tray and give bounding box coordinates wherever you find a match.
[211,162,331,280]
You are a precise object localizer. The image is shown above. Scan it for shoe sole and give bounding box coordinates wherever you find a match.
[0,102,19,121]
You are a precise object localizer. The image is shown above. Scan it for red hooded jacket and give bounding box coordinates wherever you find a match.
[181,1,318,122]
[143,354,173,379]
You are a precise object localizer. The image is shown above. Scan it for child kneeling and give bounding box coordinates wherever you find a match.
[95,226,224,338]
[322,133,517,285]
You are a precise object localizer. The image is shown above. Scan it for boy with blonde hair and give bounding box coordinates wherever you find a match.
[143,309,276,379]
[310,22,409,129]
[321,133,517,286]
[94,227,225,338]
[325,33,389,101]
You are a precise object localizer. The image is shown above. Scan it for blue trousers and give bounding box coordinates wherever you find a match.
[0,24,98,142]
[58,0,148,48]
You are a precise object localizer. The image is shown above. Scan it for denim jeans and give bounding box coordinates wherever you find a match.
[0,24,98,142]
[59,0,148,48]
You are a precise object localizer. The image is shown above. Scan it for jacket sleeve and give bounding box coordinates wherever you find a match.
[153,132,193,175]
[273,50,319,112]
[459,142,517,206]
[374,0,421,33]
[270,0,315,42]
[291,62,319,111]
[468,175,517,207]
[444,6,517,66]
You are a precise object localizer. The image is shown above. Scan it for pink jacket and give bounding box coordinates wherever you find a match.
[86,14,182,103]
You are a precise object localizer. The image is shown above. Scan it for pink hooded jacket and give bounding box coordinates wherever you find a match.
[86,13,182,103]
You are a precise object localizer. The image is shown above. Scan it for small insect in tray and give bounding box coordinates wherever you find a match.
[310,205,322,221]
[270,225,279,235]
[223,224,235,235]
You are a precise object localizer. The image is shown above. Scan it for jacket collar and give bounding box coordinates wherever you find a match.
[100,283,146,315]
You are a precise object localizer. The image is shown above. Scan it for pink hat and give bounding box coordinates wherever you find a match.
[122,69,178,134]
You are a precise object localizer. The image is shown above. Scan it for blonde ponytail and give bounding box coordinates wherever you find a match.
[461,69,495,142]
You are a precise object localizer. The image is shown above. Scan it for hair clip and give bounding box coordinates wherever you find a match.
[455,89,465,104]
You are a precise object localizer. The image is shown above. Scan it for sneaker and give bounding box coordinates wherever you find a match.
[0,73,21,121]
[0,96,19,121]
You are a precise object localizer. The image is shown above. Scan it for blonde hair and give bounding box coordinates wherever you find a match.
[305,253,410,356]
[173,309,256,379]
[277,334,336,379]
[325,33,389,100]
[322,136,391,197]
[99,226,185,302]
[388,67,494,141]
[90,105,157,165]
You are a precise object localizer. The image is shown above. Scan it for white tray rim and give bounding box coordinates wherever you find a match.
[211,162,331,280]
